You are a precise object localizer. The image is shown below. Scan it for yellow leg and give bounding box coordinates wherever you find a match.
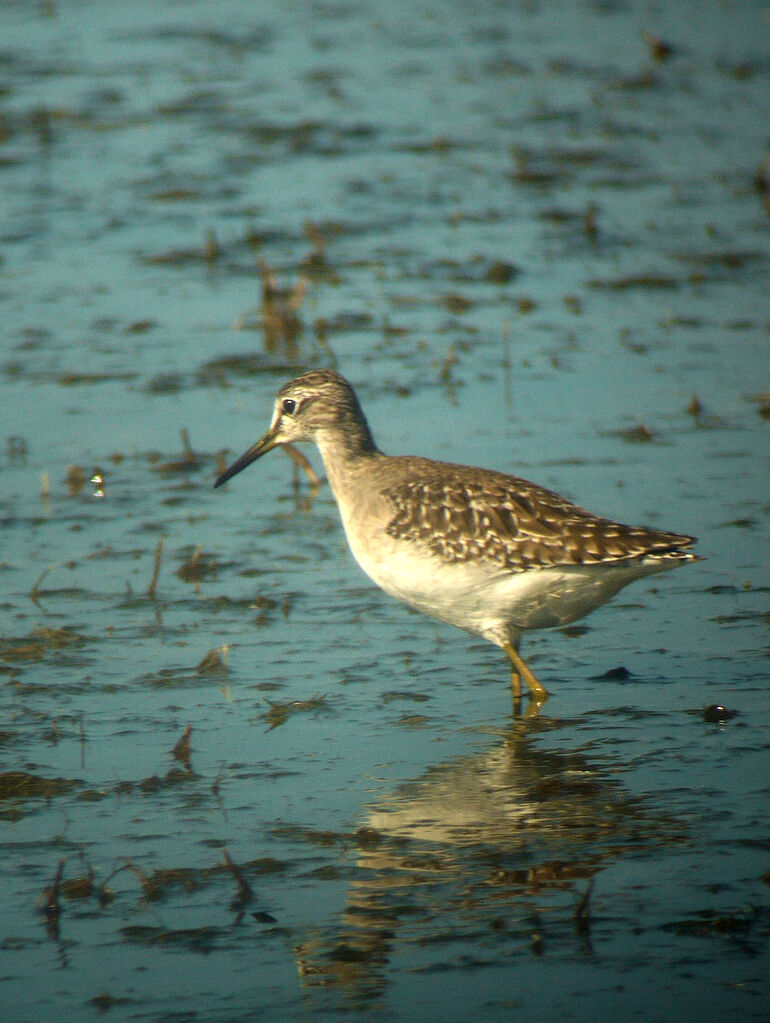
[504,642,549,703]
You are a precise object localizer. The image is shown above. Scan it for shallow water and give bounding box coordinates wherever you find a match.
[1,1,769,1020]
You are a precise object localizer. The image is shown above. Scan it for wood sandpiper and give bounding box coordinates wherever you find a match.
[214,370,699,702]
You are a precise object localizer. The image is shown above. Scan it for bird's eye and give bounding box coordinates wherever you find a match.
[281,398,297,415]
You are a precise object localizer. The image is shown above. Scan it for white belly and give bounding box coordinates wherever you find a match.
[341,514,673,648]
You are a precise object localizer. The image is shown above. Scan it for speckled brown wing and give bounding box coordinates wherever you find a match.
[382,461,696,572]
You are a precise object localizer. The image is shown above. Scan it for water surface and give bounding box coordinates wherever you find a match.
[1,1,769,1020]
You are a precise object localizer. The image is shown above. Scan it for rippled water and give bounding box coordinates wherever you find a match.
[2,1,769,1020]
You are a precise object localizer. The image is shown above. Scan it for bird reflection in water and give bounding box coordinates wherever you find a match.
[294,715,680,1006]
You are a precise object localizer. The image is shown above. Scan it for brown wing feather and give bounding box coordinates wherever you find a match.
[382,461,696,572]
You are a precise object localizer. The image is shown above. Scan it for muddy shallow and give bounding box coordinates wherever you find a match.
[1,1,769,1020]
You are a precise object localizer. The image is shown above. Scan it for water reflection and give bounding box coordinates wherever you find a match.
[233,261,307,361]
[295,715,679,1005]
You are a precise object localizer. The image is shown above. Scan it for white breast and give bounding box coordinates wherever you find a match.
[337,497,674,648]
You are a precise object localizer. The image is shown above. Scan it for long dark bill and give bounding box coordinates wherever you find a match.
[213,426,280,488]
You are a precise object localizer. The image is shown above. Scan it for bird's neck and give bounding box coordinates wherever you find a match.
[315,421,379,499]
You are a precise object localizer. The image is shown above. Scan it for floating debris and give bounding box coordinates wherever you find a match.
[584,201,598,240]
[510,146,561,187]
[302,219,328,270]
[37,859,65,937]
[58,371,136,386]
[6,435,28,463]
[662,907,758,937]
[60,870,95,901]
[485,260,518,284]
[222,848,254,913]
[589,275,678,290]
[120,924,221,950]
[747,392,770,420]
[29,567,52,605]
[35,626,86,647]
[234,261,307,360]
[644,32,676,62]
[530,912,545,956]
[381,690,430,704]
[250,594,279,626]
[354,827,383,850]
[437,344,459,403]
[702,704,737,723]
[125,319,157,334]
[753,161,770,215]
[144,372,184,394]
[441,292,473,314]
[137,768,197,795]
[204,228,219,262]
[592,666,634,681]
[1,632,49,663]
[146,539,163,598]
[574,878,594,935]
[608,69,660,92]
[394,713,431,728]
[87,994,131,1013]
[686,393,703,417]
[171,724,192,765]
[196,646,229,675]
[260,694,329,729]
[154,428,205,474]
[611,423,657,444]
[66,464,87,495]
[177,545,219,583]
[144,228,222,266]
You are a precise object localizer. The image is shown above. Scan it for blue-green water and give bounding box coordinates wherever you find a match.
[1,1,768,1020]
